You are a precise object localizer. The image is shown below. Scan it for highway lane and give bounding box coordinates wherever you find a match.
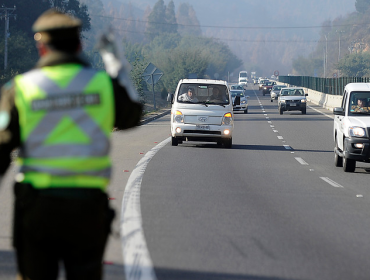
[1,84,370,279]
[138,85,370,280]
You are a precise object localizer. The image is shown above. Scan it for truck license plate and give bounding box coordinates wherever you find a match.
[196,125,210,130]
[290,103,296,106]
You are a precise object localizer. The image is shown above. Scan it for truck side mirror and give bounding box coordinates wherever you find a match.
[333,107,345,116]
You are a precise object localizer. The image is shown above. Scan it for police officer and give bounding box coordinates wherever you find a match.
[0,9,142,280]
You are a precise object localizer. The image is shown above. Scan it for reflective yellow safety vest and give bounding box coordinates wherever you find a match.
[14,64,114,190]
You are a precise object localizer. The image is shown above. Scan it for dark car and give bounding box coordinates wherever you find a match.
[261,81,276,96]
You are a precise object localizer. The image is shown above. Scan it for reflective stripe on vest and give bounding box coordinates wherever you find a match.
[17,68,112,179]
[20,68,109,159]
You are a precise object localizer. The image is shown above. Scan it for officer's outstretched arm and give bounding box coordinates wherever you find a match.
[97,27,139,103]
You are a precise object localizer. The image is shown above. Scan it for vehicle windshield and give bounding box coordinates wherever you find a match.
[177,83,230,105]
[230,90,245,97]
[240,73,247,78]
[272,86,285,91]
[280,89,305,96]
[264,82,273,86]
[240,79,247,83]
[349,92,370,115]
[231,85,244,90]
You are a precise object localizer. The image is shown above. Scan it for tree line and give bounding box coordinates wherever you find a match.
[292,0,370,78]
[0,0,242,104]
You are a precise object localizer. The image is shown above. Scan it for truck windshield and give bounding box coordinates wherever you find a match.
[177,84,230,105]
[349,92,370,115]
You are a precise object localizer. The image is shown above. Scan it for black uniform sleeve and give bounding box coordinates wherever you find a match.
[111,78,143,130]
[0,82,21,175]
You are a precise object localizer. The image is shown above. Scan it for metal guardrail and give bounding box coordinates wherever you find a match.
[278,76,370,96]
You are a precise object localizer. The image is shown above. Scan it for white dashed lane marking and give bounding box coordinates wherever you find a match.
[320,177,344,188]
[295,157,309,165]
[283,145,292,150]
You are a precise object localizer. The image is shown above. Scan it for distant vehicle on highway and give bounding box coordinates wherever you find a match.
[278,87,307,115]
[261,81,276,96]
[270,85,287,101]
[258,79,269,90]
[239,79,248,88]
[230,90,248,114]
[170,79,234,148]
[239,71,248,83]
[333,83,370,172]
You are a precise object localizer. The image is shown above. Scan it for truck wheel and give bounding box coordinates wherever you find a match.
[171,137,178,146]
[279,107,283,115]
[271,99,273,102]
[343,157,356,172]
[334,140,343,167]
[223,138,232,149]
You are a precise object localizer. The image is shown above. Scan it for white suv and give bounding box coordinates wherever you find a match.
[333,83,370,172]
[170,79,234,148]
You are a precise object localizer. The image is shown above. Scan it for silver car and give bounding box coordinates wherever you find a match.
[231,90,248,114]
[278,87,308,115]
[270,85,287,102]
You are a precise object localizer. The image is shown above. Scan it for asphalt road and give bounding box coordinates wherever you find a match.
[139,85,370,280]
[1,84,370,280]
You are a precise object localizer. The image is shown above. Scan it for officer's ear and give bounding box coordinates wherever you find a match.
[36,42,50,57]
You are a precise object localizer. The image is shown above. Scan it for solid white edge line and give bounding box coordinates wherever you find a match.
[307,105,334,119]
[320,177,344,188]
[121,137,171,280]
[295,157,309,165]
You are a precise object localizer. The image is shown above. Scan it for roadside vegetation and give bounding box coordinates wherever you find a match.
[292,0,370,78]
[0,0,242,108]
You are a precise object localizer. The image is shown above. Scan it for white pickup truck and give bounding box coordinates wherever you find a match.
[333,83,370,172]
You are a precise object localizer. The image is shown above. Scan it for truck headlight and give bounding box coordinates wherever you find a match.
[222,112,233,125]
[173,110,184,123]
[349,127,366,137]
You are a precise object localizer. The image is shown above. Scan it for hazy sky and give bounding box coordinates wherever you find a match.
[116,0,357,75]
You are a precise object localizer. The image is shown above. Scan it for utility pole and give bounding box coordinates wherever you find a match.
[0,5,16,71]
[324,35,328,78]
[336,30,345,77]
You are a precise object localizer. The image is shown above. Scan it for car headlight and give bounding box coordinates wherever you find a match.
[241,100,246,104]
[222,112,233,125]
[264,87,267,90]
[173,110,184,123]
[349,127,366,137]
[301,99,306,103]
[280,100,286,103]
